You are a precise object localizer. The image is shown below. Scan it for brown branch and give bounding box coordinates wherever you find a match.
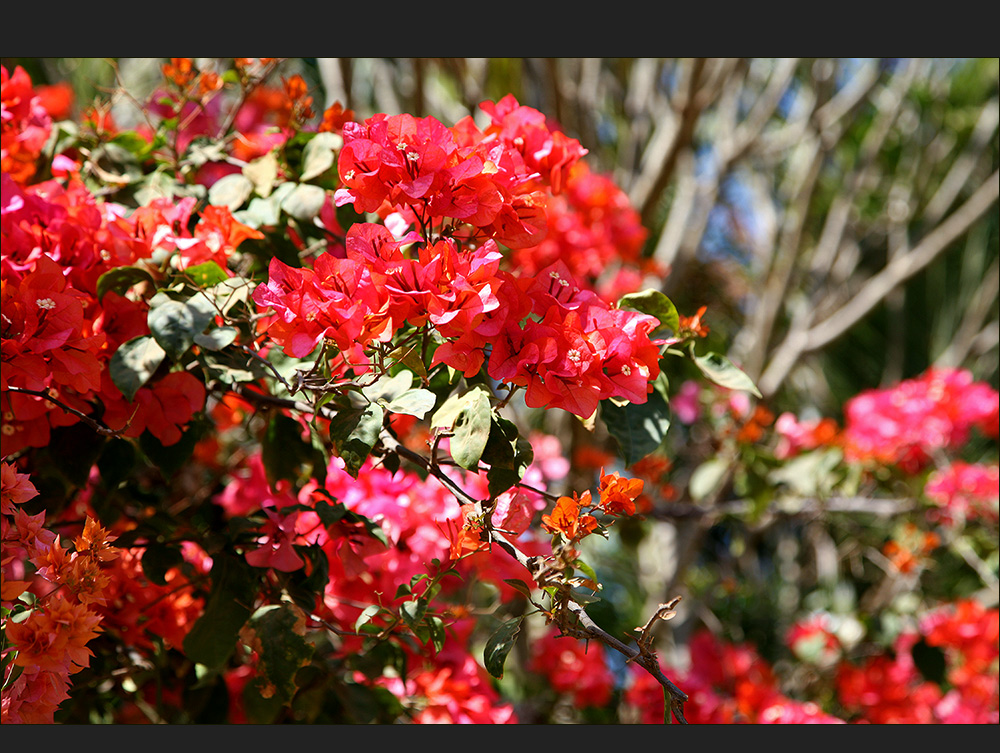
[489,529,689,724]
[4,386,135,438]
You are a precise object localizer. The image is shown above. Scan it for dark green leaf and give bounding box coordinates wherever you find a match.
[261,413,327,489]
[47,423,106,488]
[600,387,671,467]
[97,437,137,489]
[912,639,947,685]
[427,615,446,654]
[141,542,184,586]
[502,578,534,599]
[618,289,680,333]
[244,604,314,709]
[399,599,427,632]
[329,403,384,478]
[183,554,258,670]
[109,335,166,402]
[147,293,218,361]
[139,417,206,477]
[482,416,534,498]
[484,616,523,679]
[96,266,155,302]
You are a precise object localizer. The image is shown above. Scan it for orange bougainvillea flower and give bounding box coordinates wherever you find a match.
[678,305,710,338]
[162,58,196,89]
[73,517,119,564]
[597,470,644,517]
[319,101,355,134]
[541,491,599,542]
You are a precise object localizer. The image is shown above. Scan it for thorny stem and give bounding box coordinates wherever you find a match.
[488,528,689,723]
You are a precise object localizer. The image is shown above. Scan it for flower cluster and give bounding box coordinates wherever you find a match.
[254,98,663,418]
[1,170,252,452]
[837,600,999,724]
[1,462,118,723]
[841,367,999,473]
[624,629,845,724]
[1,66,53,185]
[528,627,616,708]
[508,160,653,300]
[924,461,999,526]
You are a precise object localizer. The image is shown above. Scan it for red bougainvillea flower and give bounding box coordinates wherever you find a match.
[487,261,662,417]
[529,627,615,707]
[1,65,53,185]
[924,461,999,526]
[785,612,842,666]
[842,367,999,473]
[245,506,307,572]
[476,94,588,196]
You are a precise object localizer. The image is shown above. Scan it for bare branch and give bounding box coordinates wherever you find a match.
[758,168,1000,397]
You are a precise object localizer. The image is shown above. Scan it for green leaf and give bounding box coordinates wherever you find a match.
[109,335,166,402]
[299,132,342,182]
[141,542,184,586]
[483,616,523,679]
[147,292,218,362]
[768,447,844,498]
[184,260,230,288]
[383,388,436,418]
[194,326,237,351]
[261,413,327,489]
[692,351,762,398]
[207,173,254,211]
[600,387,671,467]
[243,604,314,711]
[281,183,326,221]
[328,403,384,478]
[618,289,680,333]
[96,265,155,302]
[689,457,729,502]
[399,599,427,632]
[243,151,279,197]
[481,416,534,498]
[427,615,446,654]
[207,276,255,316]
[97,437,137,489]
[47,423,106,488]
[502,578,534,599]
[362,371,413,403]
[139,417,206,477]
[432,386,492,471]
[183,553,258,670]
[354,605,382,634]
[110,130,153,156]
